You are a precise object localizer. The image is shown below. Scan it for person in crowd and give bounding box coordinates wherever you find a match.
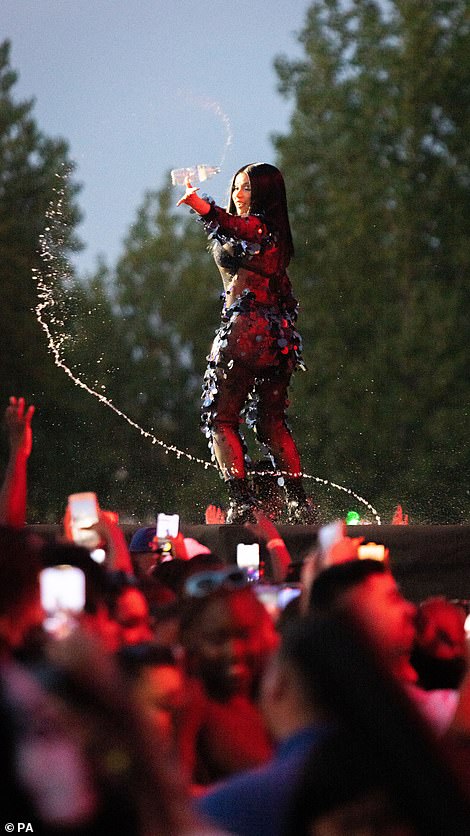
[445,630,470,791]
[198,607,470,836]
[118,642,185,751]
[40,539,122,652]
[148,551,225,609]
[63,504,133,574]
[107,572,154,646]
[196,612,332,836]
[0,526,44,655]
[0,396,35,528]
[177,163,315,524]
[42,537,155,651]
[0,525,101,832]
[147,553,227,648]
[205,504,295,584]
[282,611,470,836]
[309,559,459,733]
[0,526,219,834]
[129,524,214,575]
[43,631,219,835]
[411,595,467,690]
[178,566,277,785]
[310,559,416,678]
[205,503,226,525]
[63,511,159,648]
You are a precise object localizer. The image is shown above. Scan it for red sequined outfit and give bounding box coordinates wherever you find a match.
[199,203,306,482]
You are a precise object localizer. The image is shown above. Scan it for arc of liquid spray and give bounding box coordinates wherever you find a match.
[177,91,233,169]
[34,167,381,523]
[34,171,214,470]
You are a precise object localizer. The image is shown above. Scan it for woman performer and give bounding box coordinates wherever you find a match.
[177,163,316,523]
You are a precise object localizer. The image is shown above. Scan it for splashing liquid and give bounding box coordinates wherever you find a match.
[170,92,233,187]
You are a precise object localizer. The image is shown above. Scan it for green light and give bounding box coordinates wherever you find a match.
[345,510,361,525]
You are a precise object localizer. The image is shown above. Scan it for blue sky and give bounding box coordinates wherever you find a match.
[3,0,310,274]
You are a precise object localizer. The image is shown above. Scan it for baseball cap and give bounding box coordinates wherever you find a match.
[129,526,159,554]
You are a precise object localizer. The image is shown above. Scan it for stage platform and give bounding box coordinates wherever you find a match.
[177,523,470,603]
[30,523,470,603]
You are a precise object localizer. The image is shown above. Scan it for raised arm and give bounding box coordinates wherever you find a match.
[0,396,35,527]
[244,510,292,582]
[91,510,134,573]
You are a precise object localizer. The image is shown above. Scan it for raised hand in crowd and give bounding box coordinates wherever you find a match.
[63,503,133,574]
[90,510,133,573]
[298,522,365,612]
[324,530,365,566]
[245,509,292,582]
[0,396,35,527]
[205,503,226,525]
[392,504,409,525]
[167,530,190,560]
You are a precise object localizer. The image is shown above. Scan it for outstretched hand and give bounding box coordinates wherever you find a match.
[5,396,35,457]
[176,179,211,216]
[176,179,200,207]
[392,504,409,525]
[205,504,226,525]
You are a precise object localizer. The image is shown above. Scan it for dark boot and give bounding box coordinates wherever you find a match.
[284,477,319,524]
[225,478,259,524]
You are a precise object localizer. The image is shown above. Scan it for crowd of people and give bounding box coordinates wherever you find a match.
[1,395,470,835]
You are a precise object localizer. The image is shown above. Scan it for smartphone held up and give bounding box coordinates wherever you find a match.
[236,543,260,582]
[40,564,86,638]
[156,513,180,540]
[68,492,100,550]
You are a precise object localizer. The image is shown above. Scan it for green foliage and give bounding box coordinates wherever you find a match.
[0,40,94,522]
[0,41,78,389]
[273,0,470,521]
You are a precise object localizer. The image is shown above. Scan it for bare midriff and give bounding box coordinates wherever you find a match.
[224,267,277,308]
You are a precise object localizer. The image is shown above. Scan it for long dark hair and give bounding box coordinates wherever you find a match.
[227,162,294,267]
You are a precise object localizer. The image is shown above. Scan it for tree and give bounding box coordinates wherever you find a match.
[0,40,97,521]
[273,0,470,521]
[0,41,79,388]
